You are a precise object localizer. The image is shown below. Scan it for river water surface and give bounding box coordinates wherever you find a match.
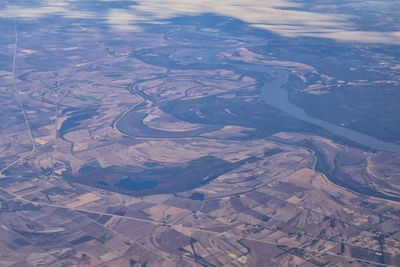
[261,69,400,154]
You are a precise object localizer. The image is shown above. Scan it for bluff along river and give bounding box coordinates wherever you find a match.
[260,69,400,154]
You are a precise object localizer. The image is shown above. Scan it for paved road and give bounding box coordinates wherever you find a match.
[1,23,36,175]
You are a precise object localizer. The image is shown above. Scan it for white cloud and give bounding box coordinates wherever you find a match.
[1,0,399,45]
[106,9,143,31]
[0,3,94,19]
